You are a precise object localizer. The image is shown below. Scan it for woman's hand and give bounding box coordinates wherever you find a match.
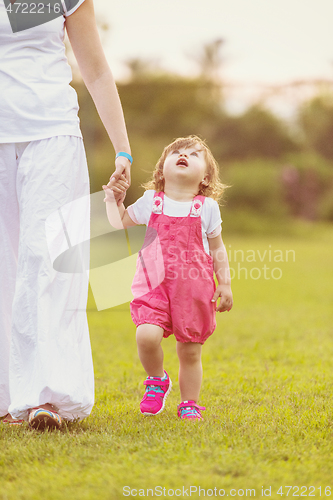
[111,155,131,185]
[106,157,131,205]
[211,284,233,313]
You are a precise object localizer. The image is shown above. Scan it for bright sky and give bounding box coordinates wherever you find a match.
[95,0,333,86]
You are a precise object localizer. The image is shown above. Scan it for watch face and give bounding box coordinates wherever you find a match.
[3,0,80,33]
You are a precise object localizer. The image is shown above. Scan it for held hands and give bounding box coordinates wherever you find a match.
[103,174,129,206]
[211,284,233,313]
[113,155,131,184]
[104,155,131,205]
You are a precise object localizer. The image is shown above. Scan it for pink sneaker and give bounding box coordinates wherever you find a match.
[177,401,206,420]
[140,371,172,415]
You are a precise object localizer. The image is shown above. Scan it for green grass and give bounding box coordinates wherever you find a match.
[1,226,333,499]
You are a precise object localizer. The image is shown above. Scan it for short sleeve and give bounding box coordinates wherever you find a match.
[204,198,222,238]
[127,190,154,226]
[62,0,85,17]
[207,225,222,238]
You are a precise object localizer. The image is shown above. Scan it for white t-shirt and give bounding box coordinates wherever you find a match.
[127,190,222,255]
[0,0,85,143]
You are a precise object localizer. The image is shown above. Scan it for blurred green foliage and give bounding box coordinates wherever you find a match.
[223,160,287,216]
[298,94,333,161]
[74,65,333,233]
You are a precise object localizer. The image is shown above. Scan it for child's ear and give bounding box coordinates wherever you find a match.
[201,175,209,187]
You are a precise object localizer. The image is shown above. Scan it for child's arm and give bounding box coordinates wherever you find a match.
[102,175,138,230]
[208,234,233,313]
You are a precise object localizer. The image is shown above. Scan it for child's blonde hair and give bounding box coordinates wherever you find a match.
[143,135,226,202]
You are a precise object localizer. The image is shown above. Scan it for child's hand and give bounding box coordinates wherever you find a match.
[211,284,233,313]
[103,174,129,205]
[102,185,115,202]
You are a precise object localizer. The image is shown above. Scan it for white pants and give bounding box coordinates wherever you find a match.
[0,136,94,421]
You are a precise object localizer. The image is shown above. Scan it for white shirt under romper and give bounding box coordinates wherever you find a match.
[0,0,85,143]
[127,190,222,255]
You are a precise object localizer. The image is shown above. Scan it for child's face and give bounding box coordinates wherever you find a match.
[163,145,207,189]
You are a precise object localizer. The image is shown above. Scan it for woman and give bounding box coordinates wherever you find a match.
[0,0,131,428]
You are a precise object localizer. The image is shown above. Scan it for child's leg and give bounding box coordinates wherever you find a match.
[136,324,164,377]
[176,342,202,403]
[136,324,171,416]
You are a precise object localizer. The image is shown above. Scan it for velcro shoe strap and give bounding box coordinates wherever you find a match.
[177,401,206,412]
[143,378,169,388]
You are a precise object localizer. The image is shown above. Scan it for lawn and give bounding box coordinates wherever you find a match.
[1,225,333,500]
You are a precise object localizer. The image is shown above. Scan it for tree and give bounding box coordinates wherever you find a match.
[193,38,225,83]
[124,58,162,81]
[212,105,299,160]
[117,74,222,139]
[298,94,333,160]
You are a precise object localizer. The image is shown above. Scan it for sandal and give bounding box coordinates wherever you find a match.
[29,407,62,430]
[1,413,24,426]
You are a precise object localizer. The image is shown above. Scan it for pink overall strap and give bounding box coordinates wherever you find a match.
[138,191,165,293]
[152,191,164,214]
[189,195,205,217]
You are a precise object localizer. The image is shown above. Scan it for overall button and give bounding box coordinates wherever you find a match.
[170,235,175,241]
[171,220,176,224]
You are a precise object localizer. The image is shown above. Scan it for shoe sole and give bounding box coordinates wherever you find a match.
[1,413,24,425]
[141,377,172,416]
[2,420,24,426]
[179,415,204,420]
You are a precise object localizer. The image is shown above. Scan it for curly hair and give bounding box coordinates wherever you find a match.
[142,135,226,202]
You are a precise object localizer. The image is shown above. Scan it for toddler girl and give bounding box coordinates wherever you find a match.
[103,136,233,420]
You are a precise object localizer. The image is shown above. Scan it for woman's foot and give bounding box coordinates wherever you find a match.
[28,404,62,430]
[1,413,24,426]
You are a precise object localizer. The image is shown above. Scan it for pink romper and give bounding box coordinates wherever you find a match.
[130,191,217,344]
